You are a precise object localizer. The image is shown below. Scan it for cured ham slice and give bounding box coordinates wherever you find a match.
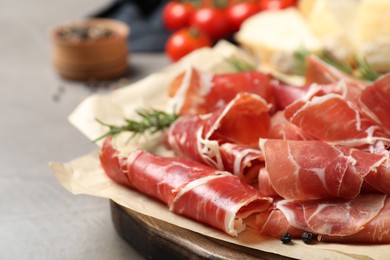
[284,94,390,148]
[259,139,386,200]
[268,111,308,140]
[101,137,216,205]
[165,93,270,172]
[305,55,349,85]
[201,93,270,146]
[305,55,365,87]
[168,66,275,115]
[364,143,390,195]
[219,143,264,184]
[257,194,389,244]
[359,73,390,135]
[319,197,390,243]
[258,167,279,197]
[271,80,308,111]
[100,137,132,188]
[305,55,366,103]
[171,174,271,236]
[100,138,272,236]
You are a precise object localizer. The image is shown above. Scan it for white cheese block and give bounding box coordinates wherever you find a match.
[356,0,390,72]
[235,8,322,74]
[303,0,359,64]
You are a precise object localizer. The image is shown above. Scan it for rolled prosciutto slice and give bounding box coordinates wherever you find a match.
[259,139,386,200]
[100,137,272,236]
[257,194,389,244]
[100,137,216,205]
[165,93,270,175]
[219,143,264,184]
[100,137,132,188]
[168,66,275,115]
[171,174,271,236]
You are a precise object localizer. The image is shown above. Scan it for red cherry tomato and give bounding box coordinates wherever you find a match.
[165,28,213,62]
[226,2,260,32]
[163,2,194,31]
[190,7,231,40]
[259,0,297,11]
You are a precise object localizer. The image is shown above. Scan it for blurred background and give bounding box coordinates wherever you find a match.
[0,0,165,259]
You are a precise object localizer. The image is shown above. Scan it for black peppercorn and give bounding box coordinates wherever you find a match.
[280,232,292,244]
[301,232,314,244]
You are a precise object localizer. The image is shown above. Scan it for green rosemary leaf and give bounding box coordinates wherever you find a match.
[293,47,381,82]
[93,109,178,142]
[319,52,353,75]
[356,56,380,81]
[293,47,310,76]
[226,56,256,72]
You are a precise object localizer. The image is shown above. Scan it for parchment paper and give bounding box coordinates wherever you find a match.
[50,41,389,260]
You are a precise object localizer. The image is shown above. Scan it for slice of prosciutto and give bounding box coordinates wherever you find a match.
[359,73,390,136]
[284,93,390,148]
[259,139,386,200]
[304,55,368,104]
[171,174,271,236]
[268,111,308,140]
[305,55,365,87]
[364,143,390,194]
[101,137,216,205]
[257,194,390,244]
[100,137,272,236]
[100,136,132,188]
[165,93,270,176]
[319,196,390,243]
[258,167,279,197]
[219,143,264,184]
[168,66,275,115]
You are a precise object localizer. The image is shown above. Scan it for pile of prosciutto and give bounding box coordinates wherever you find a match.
[100,55,390,244]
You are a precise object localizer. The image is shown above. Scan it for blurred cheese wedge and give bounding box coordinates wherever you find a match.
[299,0,359,65]
[356,0,390,72]
[235,8,322,74]
[300,0,390,73]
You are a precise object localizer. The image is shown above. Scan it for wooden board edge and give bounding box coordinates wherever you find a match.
[110,200,292,260]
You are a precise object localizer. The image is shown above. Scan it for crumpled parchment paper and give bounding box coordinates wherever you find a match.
[49,41,389,260]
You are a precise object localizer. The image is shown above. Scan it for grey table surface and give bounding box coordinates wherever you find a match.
[0,1,170,259]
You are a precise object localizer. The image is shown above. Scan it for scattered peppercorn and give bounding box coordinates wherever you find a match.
[280,232,292,244]
[301,232,314,244]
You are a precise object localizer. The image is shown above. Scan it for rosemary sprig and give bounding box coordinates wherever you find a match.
[94,109,178,142]
[319,52,353,75]
[226,56,257,72]
[293,47,309,76]
[356,56,380,82]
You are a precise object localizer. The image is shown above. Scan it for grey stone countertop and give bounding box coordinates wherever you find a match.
[0,1,170,259]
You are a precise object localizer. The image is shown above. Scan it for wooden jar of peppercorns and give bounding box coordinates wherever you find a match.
[50,19,130,80]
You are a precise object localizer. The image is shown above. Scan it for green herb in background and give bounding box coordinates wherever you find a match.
[319,52,353,75]
[94,109,178,142]
[293,48,380,82]
[226,56,256,72]
[293,47,310,76]
[356,57,380,82]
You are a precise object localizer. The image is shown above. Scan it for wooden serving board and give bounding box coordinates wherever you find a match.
[110,201,291,260]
